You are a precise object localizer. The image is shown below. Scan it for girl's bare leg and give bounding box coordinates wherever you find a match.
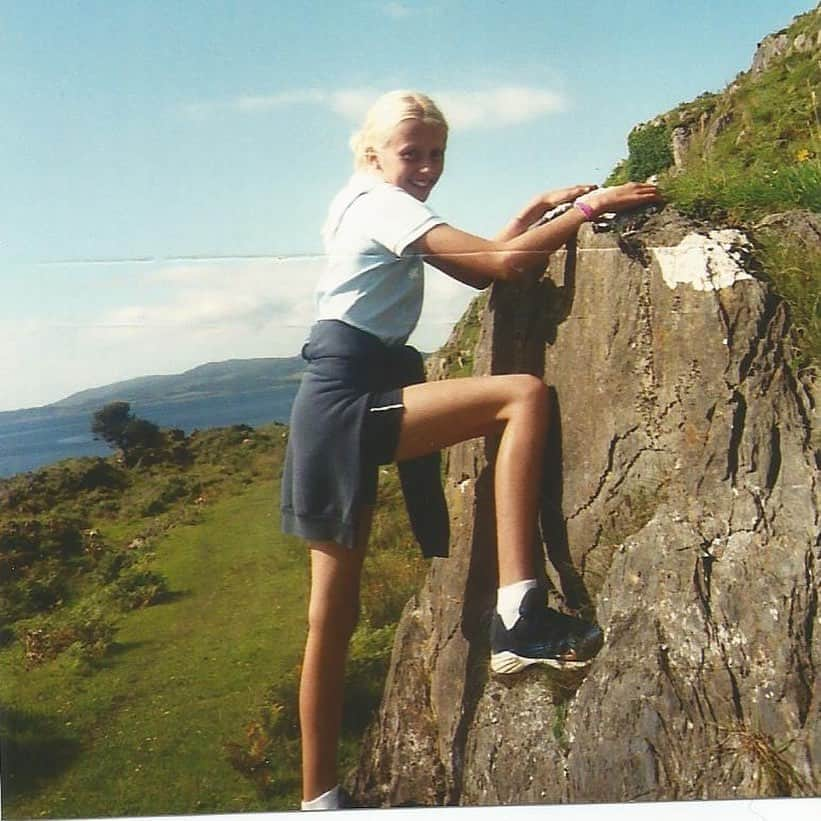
[394,374,549,585]
[300,507,373,803]
[300,374,547,802]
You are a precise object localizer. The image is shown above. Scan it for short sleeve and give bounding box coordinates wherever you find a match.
[350,184,445,256]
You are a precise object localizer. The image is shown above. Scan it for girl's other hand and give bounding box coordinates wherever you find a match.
[544,184,598,209]
[577,182,662,217]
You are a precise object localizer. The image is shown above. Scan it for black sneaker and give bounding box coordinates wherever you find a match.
[489,587,604,674]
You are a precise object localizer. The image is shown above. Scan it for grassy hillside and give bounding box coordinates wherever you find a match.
[2,481,304,817]
[0,423,427,816]
[607,4,820,373]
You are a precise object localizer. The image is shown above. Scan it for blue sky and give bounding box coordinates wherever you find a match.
[0,0,812,411]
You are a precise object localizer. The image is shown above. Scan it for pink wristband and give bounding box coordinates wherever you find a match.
[573,200,595,221]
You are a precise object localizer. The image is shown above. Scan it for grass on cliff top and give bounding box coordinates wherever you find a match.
[755,234,821,374]
[610,6,820,196]
[613,9,821,221]
[606,6,820,373]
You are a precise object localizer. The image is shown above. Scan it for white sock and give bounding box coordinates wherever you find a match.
[496,578,538,629]
[301,785,340,811]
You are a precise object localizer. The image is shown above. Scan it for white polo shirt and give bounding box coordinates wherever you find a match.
[316,172,445,346]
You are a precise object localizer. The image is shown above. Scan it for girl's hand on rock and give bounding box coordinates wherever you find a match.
[545,184,599,209]
[577,182,662,217]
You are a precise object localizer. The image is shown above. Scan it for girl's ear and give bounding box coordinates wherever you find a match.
[366,148,382,171]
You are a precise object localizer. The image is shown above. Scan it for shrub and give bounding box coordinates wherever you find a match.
[74,459,127,492]
[0,517,85,565]
[225,664,301,799]
[605,159,630,187]
[228,462,429,802]
[94,549,133,583]
[227,621,398,801]
[91,403,164,457]
[110,564,168,609]
[360,468,428,627]
[662,158,821,223]
[16,560,67,612]
[435,293,486,379]
[343,623,395,734]
[754,232,821,374]
[360,545,424,627]
[625,122,674,181]
[140,476,196,516]
[0,558,68,625]
[0,518,92,628]
[91,545,169,609]
[19,602,117,667]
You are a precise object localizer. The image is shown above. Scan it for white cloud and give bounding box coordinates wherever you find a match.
[435,87,565,129]
[327,89,381,121]
[183,90,328,118]
[101,257,319,333]
[0,258,321,410]
[2,256,478,411]
[183,85,566,131]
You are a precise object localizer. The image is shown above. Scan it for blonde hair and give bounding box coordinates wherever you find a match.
[350,90,448,170]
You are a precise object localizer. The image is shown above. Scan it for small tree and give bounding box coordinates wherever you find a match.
[91,402,163,465]
[91,401,133,451]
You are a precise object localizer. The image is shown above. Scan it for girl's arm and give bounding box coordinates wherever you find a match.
[415,182,661,290]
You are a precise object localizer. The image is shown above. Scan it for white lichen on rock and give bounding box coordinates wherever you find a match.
[652,230,754,291]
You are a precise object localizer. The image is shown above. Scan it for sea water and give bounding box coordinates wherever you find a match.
[0,387,296,478]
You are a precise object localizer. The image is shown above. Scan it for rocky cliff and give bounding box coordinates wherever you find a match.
[350,6,820,807]
[351,204,819,806]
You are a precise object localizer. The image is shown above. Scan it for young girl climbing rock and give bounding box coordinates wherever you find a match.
[281,89,660,810]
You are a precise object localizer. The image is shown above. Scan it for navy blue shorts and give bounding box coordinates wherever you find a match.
[281,320,442,551]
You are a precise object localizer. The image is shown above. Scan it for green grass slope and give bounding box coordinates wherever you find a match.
[0,425,307,817]
[1,419,427,816]
[2,480,306,818]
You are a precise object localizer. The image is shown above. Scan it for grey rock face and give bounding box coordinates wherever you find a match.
[351,209,819,806]
[755,210,821,251]
[671,127,691,168]
[752,32,792,74]
[751,7,820,74]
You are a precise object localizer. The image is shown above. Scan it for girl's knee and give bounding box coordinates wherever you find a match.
[306,540,366,641]
[512,374,550,416]
[307,588,360,642]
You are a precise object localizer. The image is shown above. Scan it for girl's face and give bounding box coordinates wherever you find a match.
[370,118,446,202]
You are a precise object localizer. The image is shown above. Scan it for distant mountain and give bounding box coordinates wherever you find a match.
[51,357,305,410]
[0,356,305,424]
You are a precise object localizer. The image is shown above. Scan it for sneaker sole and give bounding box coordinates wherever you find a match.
[490,650,593,675]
